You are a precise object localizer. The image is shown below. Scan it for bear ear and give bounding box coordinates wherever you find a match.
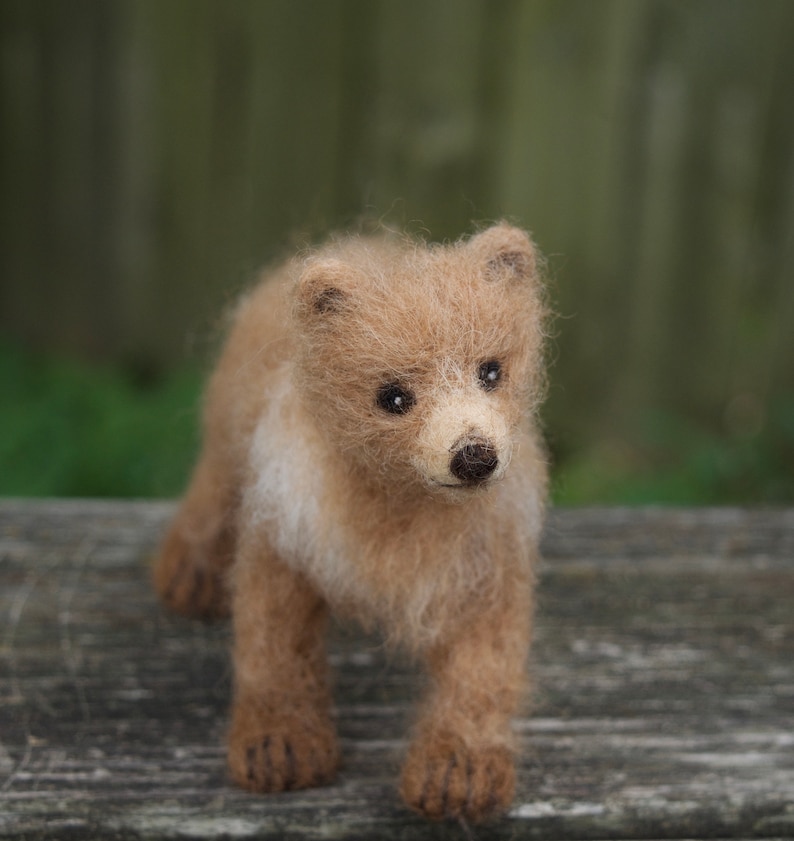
[468,223,537,282]
[296,258,357,319]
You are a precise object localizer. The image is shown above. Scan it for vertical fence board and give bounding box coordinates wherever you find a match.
[0,0,45,341]
[112,0,158,363]
[369,0,489,237]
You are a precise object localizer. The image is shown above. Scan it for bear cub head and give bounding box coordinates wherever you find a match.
[293,223,546,500]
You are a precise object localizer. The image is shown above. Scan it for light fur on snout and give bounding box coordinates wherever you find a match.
[411,389,512,488]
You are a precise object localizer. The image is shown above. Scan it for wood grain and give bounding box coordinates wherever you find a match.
[1,500,792,839]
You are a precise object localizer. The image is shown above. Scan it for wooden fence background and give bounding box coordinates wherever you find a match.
[1,0,793,463]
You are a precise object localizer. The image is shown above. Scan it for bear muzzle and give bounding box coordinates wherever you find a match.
[412,398,512,491]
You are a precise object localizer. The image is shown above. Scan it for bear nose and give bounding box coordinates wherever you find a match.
[449,440,499,484]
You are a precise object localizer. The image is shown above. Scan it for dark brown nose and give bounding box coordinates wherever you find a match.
[450,440,499,484]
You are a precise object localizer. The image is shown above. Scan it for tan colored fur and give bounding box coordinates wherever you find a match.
[153,223,549,823]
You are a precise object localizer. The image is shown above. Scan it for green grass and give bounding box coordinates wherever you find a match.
[0,338,202,498]
[2,337,792,503]
[552,401,794,505]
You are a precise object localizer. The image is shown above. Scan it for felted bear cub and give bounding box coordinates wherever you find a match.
[153,223,548,823]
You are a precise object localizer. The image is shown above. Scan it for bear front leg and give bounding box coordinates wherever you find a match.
[152,454,237,620]
[400,592,531,824]
[227,526,339,793]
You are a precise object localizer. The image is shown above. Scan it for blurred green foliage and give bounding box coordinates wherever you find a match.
[553,402,794,505]
[3,336,791,504]
[0,337,201,498]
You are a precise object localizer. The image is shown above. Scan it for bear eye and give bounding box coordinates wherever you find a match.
[478,360,502,391]
[376,382,415,415]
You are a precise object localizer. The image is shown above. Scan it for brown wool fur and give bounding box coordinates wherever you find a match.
[152,223,549,823]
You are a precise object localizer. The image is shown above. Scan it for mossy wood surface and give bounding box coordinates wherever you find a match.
[1,500,792,840]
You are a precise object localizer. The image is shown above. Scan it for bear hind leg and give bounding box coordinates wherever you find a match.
[152,455,237,620]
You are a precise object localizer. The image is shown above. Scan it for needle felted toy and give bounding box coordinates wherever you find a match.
[152,222,549,823]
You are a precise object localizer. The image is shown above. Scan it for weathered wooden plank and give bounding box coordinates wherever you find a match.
[1,500,792,840]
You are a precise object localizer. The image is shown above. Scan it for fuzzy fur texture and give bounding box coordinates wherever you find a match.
[152,223,549,823]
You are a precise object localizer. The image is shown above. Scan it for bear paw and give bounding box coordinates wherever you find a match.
[152,531,230,621]
[400,740,515,823]
[228,713,340,793]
